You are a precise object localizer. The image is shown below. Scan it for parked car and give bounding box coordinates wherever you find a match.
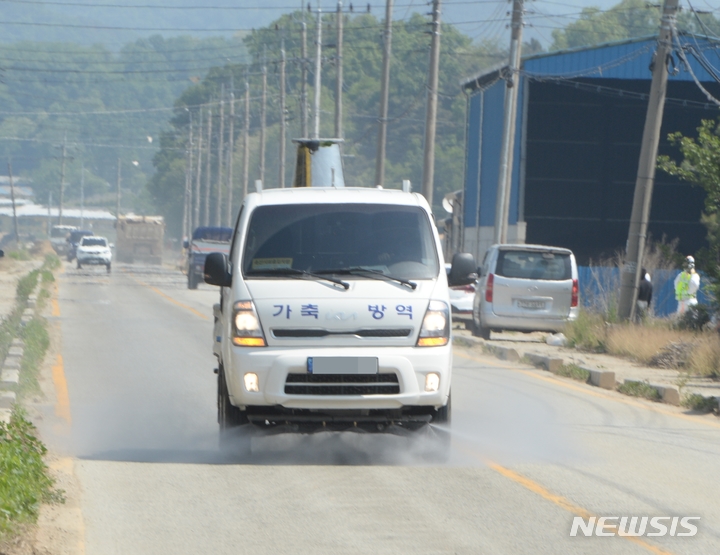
[76,236,112,272]
[66,229,94,261]
[471,244,579,339]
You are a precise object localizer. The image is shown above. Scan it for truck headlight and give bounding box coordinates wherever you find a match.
[417,300,450,347]
[232,301,267,347]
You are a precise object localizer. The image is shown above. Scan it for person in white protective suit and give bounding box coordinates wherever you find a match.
[674,255,700,315]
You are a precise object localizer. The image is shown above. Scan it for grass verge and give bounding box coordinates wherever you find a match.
[555,364,591,382]
[681,393,719,413]
[617,380,661,401]
[18,319,50,397]
[0,410,64,539]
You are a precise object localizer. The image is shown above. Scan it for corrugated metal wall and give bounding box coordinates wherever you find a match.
[463,37,720,264]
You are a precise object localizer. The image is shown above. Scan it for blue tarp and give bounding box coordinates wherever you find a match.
[578,267,709,317]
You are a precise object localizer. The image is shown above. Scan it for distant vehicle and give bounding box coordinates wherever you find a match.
[76,236,112,272]
[66,229,94,261]
[471,244,579,339]
[184,226,233,289]
[116,215,164,264]
[50,225,77,255]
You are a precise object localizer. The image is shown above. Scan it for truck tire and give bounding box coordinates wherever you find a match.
[187,269,198,289]
[217,366,251,457]
[106,263,111,273]
[77,261,82,269]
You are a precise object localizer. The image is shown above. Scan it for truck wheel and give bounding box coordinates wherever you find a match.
[187,270,198,290]
[106,263,112,273]
[77,261,82,269]
[217,366,251,457]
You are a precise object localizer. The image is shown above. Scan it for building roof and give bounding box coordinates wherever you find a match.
[462,33,720,93]
[0,203,115,220]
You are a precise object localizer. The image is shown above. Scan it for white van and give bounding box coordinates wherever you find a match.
[205,187,474,456]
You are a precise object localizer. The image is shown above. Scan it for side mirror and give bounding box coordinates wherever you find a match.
[204,252,232,287]
[183,239,189,249]
[448,252,477,286]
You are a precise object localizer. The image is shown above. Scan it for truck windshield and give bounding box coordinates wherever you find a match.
[243,203,439,280]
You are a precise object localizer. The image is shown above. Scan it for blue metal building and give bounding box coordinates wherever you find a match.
[461,35,720,264]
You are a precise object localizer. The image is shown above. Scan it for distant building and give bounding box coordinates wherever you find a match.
[0,176,34,202]
[461,35,720,263]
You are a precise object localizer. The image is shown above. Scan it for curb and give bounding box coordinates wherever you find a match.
[452,333,718,407]
[584,367,616,390]
[623,379,681,406]
[524,352,563,373]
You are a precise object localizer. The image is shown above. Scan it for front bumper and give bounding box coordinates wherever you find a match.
[77,255,111,265]
[479,304,578,332]
[224,344,452,415]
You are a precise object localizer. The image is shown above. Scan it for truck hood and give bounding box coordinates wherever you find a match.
[246,278,442,348]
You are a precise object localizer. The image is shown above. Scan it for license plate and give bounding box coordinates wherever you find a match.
[308,357,378,375]
[517,299,546,310]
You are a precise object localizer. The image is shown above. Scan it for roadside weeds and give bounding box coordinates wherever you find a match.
[0,253,64,545]
[455,334,720,415]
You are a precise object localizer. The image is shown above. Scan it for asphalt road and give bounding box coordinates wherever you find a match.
[43,262,720,555]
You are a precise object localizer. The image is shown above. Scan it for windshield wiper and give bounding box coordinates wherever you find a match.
[248,268,349,289]
[316,267,417,290]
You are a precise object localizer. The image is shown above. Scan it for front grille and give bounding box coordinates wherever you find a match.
[273,328,412,338]
[284,373,400,395]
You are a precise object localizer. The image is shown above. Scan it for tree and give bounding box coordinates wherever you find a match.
[657,119,720,302]
[149,11,509,234]
[550,0,720,51]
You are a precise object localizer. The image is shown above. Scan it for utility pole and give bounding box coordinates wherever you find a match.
[116,158,122,221]
[421,0,441,207]
[243,78,250,200]
[58,133,68,225]
[194,108,203,230]
[204,105,213,226]
[227,82,235,223]
[375,0,394,186]
[313,2,323,139]
[280,41,287,188]
[80,162,85,230]
[335,1,344,139]
[493,0,524,244]
[216,86,225,226]
[618,0,680,321]
[260,53,268,185]
[301,21,309,137]
[184,113,194,240]
[7,161,19,246]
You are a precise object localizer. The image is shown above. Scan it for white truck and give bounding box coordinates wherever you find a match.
[204,176,478,459]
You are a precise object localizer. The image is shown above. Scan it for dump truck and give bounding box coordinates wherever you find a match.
[116,214,164,264]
